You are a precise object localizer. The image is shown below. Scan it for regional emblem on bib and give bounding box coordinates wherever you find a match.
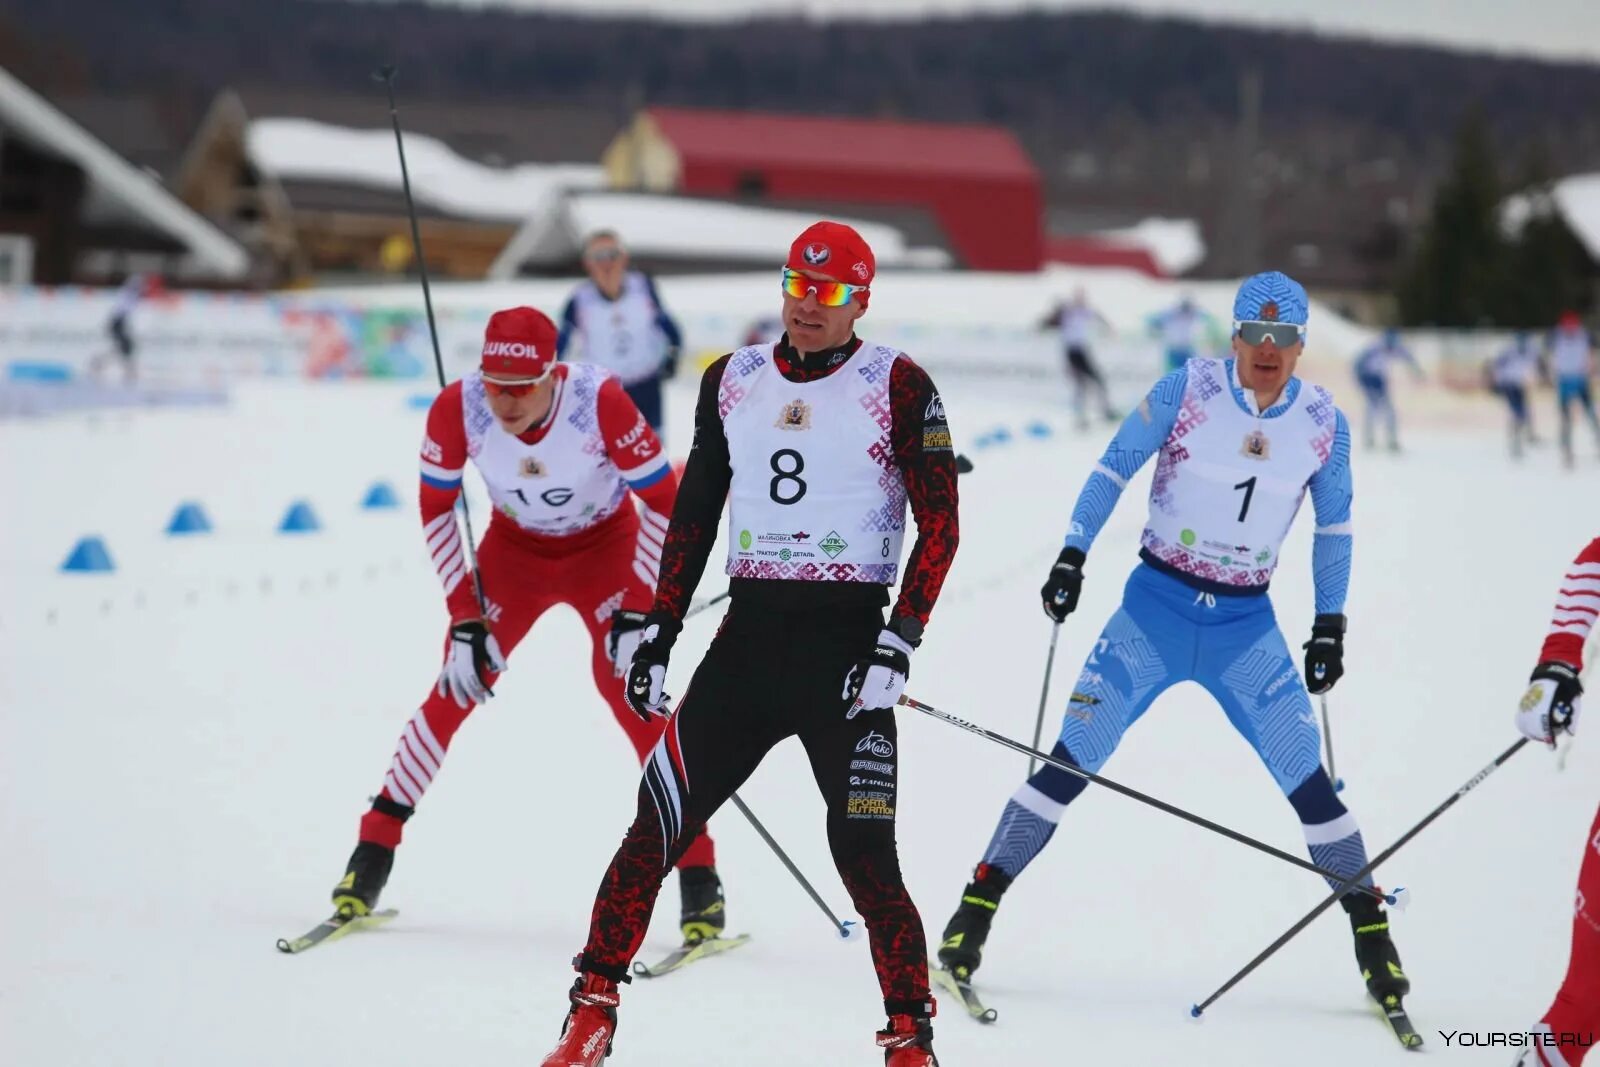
[776,399,812,431]
[520,456,547,478]
[1241,429,1271,460]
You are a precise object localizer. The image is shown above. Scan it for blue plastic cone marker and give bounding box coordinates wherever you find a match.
[278,500,321,534]
[406,393,436,410]
[61,536,115,573]
[165,501,213,535]
[1026,421,1053,439]
[361,481,400,510]
[989,426,1013,444]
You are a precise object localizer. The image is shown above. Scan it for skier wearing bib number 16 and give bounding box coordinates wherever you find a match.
[936,272,1412,1016]
[539,221,960,1066]
[318,306,728,942]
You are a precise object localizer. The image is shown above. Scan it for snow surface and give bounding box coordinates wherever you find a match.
[1090,216,1207,277]
[4,369,1597,1066]
[247,118,605,222]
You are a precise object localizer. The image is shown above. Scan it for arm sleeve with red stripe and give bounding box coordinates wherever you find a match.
[418,382,480,622]
[597,375,678,605]
[651,355,733,624]
[888,356,960,631]
[1540,536,1600,670]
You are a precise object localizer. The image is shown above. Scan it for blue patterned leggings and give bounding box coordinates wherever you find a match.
[980,563,1372,892]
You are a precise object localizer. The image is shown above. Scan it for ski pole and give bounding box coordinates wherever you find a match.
[1027,622,1062,776]
[898,693,1394,905]
[1320,694,1345,792]
[684,589,731,621]
[376,64,488,615]
[728,793,859,941]
[1190,737,1530,1016]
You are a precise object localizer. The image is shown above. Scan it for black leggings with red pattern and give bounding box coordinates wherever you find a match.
[577,598,932,1017]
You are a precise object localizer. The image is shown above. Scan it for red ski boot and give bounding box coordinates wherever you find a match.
[540,973,620,1067]
[876,1012,940,1067]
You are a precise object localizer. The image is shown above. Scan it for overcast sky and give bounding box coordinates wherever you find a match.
[385,0,1600,63]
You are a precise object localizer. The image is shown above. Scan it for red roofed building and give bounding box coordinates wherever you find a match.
[603,106,1042,271]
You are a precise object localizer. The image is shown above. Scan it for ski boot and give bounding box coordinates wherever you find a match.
[877,1011,939,1067]
[331,840,394,919]
[1344,892,1409,1002]
[540,969,622,1067]
[679,865,726,944]
[936,863,1013,980]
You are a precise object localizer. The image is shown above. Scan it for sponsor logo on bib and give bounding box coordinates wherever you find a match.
[819,531,849,558]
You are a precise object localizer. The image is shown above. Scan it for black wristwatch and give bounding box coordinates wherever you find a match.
[888,615,924,648]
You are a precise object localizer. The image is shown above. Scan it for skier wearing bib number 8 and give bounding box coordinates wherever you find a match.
[936,271,1411,1018]
[538,221,960,1066]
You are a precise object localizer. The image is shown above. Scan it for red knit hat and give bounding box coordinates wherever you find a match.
[787,221,875,287]
[480,306,558,382]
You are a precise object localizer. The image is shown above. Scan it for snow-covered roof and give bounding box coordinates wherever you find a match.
[1089,217,1206,277]
[487,191,951,277]
[246,118,605,223]
[0,67,248,279]
[1503,172,1600,262]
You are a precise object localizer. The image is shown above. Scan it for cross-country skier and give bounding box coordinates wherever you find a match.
[1487,332,1543,458]
[1550,312,1600,468]
[936,270,1410,1017]
[1512,537,1599,1067]
[322,306,726,943]
[1040,287,1117,429]
[538,221,960,1067]
[1353,328,1423,452]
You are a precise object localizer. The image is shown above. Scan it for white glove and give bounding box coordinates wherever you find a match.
[1515,661,1584,746]
[437,620,506,710]
[843,628,914,718]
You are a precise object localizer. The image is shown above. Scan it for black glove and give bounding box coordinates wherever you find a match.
[1302,613,1346,695]
[1040,547,1086,623]
[606,609,650,678]
[662,346,681,380]
[624,613,681,722]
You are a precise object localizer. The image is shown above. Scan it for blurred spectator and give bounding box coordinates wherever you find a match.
[557,231,683,434]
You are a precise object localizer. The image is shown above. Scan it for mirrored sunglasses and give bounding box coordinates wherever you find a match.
[1235,320,1305,346]
[482,376,545,398]
[781,268,868,308]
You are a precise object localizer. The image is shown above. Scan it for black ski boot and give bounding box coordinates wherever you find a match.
[936,864,1013,979]
[679,865,726,943]
[331,841,394,918]
[1343,891,1409,1001]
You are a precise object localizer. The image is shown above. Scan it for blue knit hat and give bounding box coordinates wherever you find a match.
[1232,271,1308,333]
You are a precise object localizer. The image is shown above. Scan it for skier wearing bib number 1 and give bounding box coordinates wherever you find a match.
[935,271,1411,1016]
[539,221,960,1066]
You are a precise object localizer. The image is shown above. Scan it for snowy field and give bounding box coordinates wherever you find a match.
[2,365,1597,1066]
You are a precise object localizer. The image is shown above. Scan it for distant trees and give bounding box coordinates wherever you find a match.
[1398,113,1594,327]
